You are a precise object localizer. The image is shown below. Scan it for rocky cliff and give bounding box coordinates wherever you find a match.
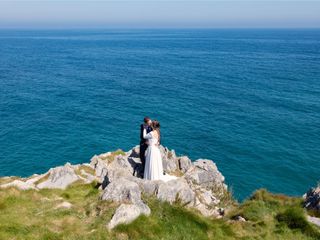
[1,146,320,239]
[0,145,230,230]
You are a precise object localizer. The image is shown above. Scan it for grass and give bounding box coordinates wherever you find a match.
[114,197,235,240]
[0,182,117,240]
[226,189,320,239]
[276,207,320,238]
[0,184,319,240]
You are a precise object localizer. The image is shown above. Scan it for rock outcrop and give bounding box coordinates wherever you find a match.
[107,203,151,230]
[157,178,195,204]
[101,178,142,204]
[37,163,80,189]
[304,185,320,213]
[0,163,96,191]
[0,174,43,190]
[303,185,320,228]
[0,145,229,230]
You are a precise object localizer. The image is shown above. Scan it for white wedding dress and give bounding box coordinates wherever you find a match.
[143,129,177,182]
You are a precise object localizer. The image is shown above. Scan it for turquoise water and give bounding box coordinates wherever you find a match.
[0,29,319,200]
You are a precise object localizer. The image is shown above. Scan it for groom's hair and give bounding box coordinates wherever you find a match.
[144,117,150,123]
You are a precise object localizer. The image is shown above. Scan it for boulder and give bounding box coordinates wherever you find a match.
[185,159,225,189]
[104,155,136,184]
[304,186,320,213]
[122,176,160,196]
[198,189,219,206]
[160,146,178,173]
[157,178,195,204]
[90,155,108,183]
[107,202,151,229]
[101,178,141,204]
[194,201,220,217]
[127,145,140,158]
[177,156,192,173]
[37,163,79,189]
[140,180,160,196]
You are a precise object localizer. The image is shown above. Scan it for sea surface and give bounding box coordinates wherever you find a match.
[0,29,319,200]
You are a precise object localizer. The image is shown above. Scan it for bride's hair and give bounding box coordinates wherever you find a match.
[152,120,161,143]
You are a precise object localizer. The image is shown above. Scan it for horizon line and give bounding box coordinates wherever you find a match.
[1,27,320,30]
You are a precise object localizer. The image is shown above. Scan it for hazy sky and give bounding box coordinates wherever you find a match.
[0,1,319,28]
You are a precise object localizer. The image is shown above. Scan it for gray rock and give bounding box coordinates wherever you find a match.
[55,201,72,209]
[37,163,79,189]
[198,189,219,206]
[79,169,96,183]
[140,180,160,196]
[307,215,320,227]
[90,155,108,183]
[105,155,135,184]
[107,202,151,229]
[0,179,36,190]
[185,159,225,189]
[128,145,140,158]
[128,157,143,178]
[1,146,231,223]
[304,186,320,213]
[194,202,220,217]
[234,215,246,222]
[123,176,160,196]
[177,156,192,173]
[101,178,141,204]
[193,196,222,217]
[157,178,195,204]
[160,146,178,173]
[0,174,47,190]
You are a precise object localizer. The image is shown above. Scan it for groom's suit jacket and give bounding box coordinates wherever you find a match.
[140,124,152,145]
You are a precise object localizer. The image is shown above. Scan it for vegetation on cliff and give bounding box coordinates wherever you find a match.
[1,147,319,239]
[0,182,319,240]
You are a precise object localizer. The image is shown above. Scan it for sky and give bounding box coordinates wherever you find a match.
[0,1,319,29]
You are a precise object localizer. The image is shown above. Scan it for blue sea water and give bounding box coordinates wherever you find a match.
[0,29,319,200]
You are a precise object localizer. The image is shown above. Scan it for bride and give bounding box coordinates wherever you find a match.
[143,120,176,181]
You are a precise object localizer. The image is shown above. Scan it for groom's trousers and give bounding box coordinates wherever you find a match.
[140,143,147,172]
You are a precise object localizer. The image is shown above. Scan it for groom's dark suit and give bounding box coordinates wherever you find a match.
[140,124,152,173]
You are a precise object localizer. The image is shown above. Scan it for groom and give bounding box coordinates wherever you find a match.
[140,116,152,175]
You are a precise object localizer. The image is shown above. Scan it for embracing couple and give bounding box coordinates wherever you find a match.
[139,117,175,182]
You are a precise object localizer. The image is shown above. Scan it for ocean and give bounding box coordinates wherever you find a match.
[0,29,319,200]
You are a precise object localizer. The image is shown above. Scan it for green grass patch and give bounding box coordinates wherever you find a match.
[114,197,235,240]
[276,207,320,238]
[0,185,319,240]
